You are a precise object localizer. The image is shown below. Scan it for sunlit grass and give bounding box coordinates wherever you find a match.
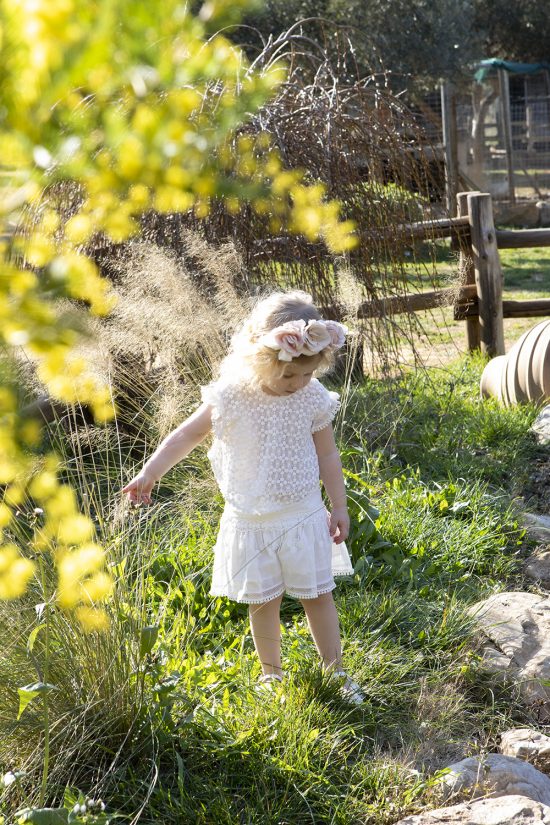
[1,352,541,823]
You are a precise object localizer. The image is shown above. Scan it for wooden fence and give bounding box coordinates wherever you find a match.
[357,190,550,357]
[3,190,548,360]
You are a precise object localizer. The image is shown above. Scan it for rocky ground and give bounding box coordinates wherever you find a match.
[522,452,550,514]
[395,407,550,824]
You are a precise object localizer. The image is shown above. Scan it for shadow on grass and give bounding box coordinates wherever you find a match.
[337,355,540,490]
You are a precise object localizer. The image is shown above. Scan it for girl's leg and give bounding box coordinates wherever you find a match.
[249,595,284,677]
[300,591,342,671]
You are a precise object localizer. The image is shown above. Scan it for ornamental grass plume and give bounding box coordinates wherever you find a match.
[91,232,249,438]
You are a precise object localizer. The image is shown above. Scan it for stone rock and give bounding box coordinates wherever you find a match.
[395,794,550,824]
[531,406,550,446]
[524,551,550,584]
[500,729,550,772]
[495,201,540,227]
[439,754,550,804]
[523,514,550,544]
[469,592,550,720]
[479,645,512,680]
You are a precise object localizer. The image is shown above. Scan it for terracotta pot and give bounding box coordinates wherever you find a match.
[480,319,550,406]
[480,355,506,401]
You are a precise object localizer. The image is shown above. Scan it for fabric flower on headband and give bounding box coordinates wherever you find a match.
[303,320,332,354]
[261,319,348,361]
[324,320,347,350]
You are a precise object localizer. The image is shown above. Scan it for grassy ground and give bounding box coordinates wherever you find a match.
[397,242,550,367]
[1,214,548,822]
[1,356,546,824]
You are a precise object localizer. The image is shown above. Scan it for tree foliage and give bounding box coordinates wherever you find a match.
[239,0,550,88]
[239,0,482,87]
[473,0,550,64]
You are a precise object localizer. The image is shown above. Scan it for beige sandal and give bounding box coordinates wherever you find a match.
[258,673,283,686]
[330,670,365,705]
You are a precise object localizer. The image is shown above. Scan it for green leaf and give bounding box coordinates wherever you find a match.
[16,808,68,825]
[16,688,40,721]
[357,519,376,543]
[139,625,159,658]
[62,788,79,811]
[17,682,56,720]
[109,557,127,578]
[353,557,368,575]
[176,750,185,790]
[27,624,45,654]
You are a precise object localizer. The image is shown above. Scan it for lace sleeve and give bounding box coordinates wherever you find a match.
[311,385,340,433]
[200,380,231,438]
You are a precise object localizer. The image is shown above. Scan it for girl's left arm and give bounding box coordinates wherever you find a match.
[313,424,349,544]
[122,403,212,504]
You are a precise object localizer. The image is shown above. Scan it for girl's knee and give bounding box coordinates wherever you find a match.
[249,594,283,615]
[300,591,334,609]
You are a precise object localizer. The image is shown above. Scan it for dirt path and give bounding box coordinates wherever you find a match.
[393,307,550,370]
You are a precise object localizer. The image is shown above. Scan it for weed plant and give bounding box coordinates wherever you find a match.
[0,349,541,823]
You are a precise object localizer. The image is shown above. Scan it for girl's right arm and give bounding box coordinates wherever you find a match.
[122,402,213,504]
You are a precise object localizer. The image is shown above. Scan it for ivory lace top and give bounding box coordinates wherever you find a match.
[200,378,340,515]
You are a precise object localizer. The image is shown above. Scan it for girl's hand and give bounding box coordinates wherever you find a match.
[122,472,155,505]
[328,506,350,544]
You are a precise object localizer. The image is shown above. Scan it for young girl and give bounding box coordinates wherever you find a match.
[123,290,364,703]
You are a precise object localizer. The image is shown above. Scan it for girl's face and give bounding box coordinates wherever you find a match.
[261,354,322,396]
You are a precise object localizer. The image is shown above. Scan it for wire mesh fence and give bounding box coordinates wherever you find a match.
[416,71,550,206]
[465,76,550,201]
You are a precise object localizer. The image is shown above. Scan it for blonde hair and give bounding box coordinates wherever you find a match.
[217,290,338,387]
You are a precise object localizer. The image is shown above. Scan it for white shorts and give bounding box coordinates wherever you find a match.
[210,491,354,604]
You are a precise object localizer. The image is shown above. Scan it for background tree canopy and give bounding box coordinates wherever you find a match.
[234,0,550,89]
[474,0,550,64]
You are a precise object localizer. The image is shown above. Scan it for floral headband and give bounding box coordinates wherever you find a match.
[260,319,348,362]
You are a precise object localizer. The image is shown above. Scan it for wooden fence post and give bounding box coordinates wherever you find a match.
[441,81,459,217]
[498,67,516,204]
[456,191,481,351]
[467,192,505,357]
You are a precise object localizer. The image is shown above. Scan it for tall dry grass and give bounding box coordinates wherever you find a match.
[2,232,364,816]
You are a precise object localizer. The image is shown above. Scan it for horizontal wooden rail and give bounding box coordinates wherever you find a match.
[348,193,548,346]
[495,228,550,249]
[361,216,470,243]
[456,297,550,320]
[356,284,477,319]
[405,216,470,239]
[501,299,550,319]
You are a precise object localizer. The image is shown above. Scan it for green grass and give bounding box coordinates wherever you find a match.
[403,238,550,292]
[500,247,550,294]
[394,240,550,361]
[0,356,544,824]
